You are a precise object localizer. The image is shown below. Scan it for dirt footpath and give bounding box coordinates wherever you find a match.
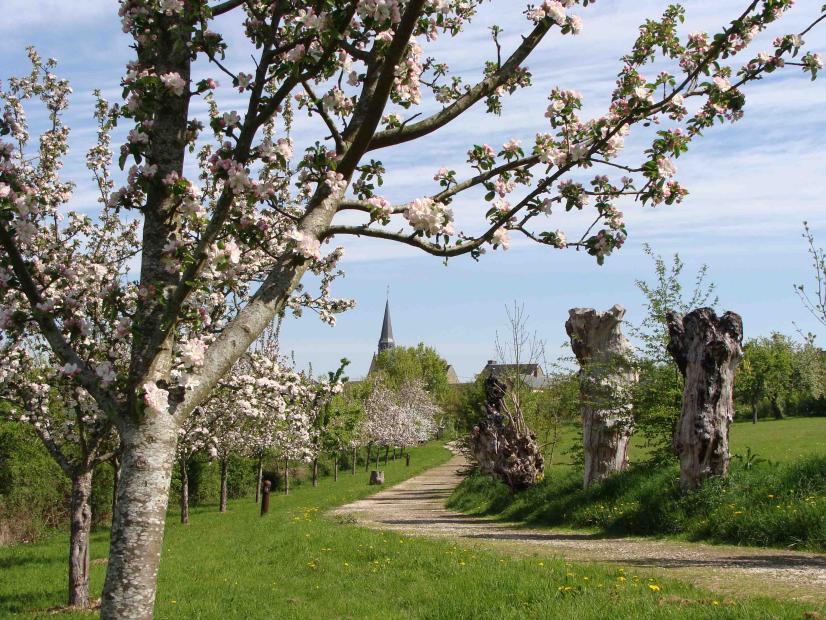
[334,453,826,604]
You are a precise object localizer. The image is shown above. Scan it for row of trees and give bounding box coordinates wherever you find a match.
[0,326,442,608]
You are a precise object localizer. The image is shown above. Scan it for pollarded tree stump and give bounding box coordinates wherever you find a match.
[469,374,544,492]
[667,307,743,490]
[369,470,384,485]
[566,305,638,488]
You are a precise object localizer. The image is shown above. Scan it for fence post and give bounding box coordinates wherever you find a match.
[260,480,271,516]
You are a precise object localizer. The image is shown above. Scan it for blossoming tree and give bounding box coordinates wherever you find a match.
[1,1,824,616]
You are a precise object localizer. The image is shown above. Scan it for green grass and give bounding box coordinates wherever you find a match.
[450,418,826,552]
[543,416,826,469]
[2,441,825,619]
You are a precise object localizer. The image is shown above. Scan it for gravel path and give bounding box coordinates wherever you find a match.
[335,453,826,604]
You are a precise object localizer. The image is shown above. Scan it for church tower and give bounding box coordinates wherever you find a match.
[377,299,395,353]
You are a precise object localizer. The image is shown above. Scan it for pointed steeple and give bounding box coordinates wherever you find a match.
[378,299,395,352]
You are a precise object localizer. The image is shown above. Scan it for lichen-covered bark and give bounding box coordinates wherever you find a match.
[68,469,93,608]
[667,307,743,490]
[100,413,178,620]
[469,374,544,492]
[566,305,637,488]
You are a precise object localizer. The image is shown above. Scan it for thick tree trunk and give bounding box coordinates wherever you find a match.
[352,446,357,475]
[312,458,318,487]
[369,470,385,485]
[179,457,189,525]
[566,305,638,488]
[667,308,744,490]
[219,459,228,512]
[283,457,289,495]
[68,469,93,608]
[101,413,178,619]
[255,455,263,503]
[751,401,758,424]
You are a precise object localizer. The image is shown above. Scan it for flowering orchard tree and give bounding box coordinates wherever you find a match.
[1,1,824,615]
[174,406,211,523]
[364,379,439,462]
[0,352,118,608]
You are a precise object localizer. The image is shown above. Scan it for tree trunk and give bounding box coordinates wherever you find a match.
[352,446,357,475]
[667,308,744,490]
[751,401,758,424]
[369,470,385,485]
[110,455,120,520]
[365,444,371,472]
[566,305,638,488]
[375,446,380,468]
[68,469,93,608]
[384,445,389,466]
[392,447,396,461]
[255,455,263,503]
[219,459,228,513]
[179,456,189,525]
[101,412,178,619]
[334,455,339,482]
[312,458,318,487]
[770,396,783,420]
[283,457,289,495]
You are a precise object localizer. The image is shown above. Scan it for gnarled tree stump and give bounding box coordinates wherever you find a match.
[566,305,637,488]
[369,470,384,485]
[469,374,544,492]
[667,308,743,490]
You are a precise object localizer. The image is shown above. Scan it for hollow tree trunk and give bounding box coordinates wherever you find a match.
[219,459,229,513]
[283,457,289,495]
[352,446,357,475]
[101,412,178,619]
[312,458,318,487]
[667,308,744,491]
[255,455,263,503]
[68,469,93,608]
[179,456,189,525]
[566,305,638,488]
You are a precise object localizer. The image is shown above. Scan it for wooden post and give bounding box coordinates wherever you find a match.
[405,453,410,467]
[260,480,271,516]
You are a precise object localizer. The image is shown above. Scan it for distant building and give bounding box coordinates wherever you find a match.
[478,360,550,390]
[367,299,461,384]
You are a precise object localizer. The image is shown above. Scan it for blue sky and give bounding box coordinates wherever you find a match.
[2,1,825,381]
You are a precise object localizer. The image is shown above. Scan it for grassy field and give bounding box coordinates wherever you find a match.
[3,441,825,619]
[450,417,826,551]
[542,416,826,468]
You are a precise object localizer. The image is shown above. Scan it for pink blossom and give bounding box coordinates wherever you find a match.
[143,382,169,414]
[160,72,186,96]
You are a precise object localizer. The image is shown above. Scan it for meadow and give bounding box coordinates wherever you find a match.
[3,440,825,619]
[449,417,826,551]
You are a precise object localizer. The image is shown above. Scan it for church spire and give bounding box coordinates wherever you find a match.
[378,298,395,353]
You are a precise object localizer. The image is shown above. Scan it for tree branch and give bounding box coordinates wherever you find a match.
[367,19,554,151]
